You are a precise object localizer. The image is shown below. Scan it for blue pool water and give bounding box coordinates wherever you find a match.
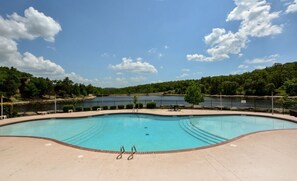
[0,114,297,152]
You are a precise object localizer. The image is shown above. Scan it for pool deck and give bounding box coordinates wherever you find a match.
[1,109,297,180]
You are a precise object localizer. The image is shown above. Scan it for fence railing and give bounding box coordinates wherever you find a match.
[1,96,296,117]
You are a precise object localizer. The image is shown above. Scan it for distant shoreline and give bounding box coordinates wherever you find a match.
[6,95,96,106]
[2,94,297,106]
[107,94,297,99]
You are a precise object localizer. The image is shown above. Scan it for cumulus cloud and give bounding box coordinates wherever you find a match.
[0,7,61,42]
[176,73,189,79]
[286,0,297,13]
[227,0,282,37]
[0,7,62,76]
[187,0,282,62]
[110,57,158,74]
[254,65,266,69]
[238,64,249,69]
[0,7,99,86]
[246,54,279,64]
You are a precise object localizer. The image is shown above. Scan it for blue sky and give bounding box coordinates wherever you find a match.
[0,0,297,87]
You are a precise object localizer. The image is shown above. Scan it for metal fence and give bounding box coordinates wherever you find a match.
[4,96,294,116]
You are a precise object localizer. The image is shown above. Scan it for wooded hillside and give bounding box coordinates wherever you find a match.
[1,62,297,99]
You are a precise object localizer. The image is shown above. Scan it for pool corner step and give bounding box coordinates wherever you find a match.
[179,119,227,145]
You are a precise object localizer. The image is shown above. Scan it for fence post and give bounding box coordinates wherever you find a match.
[271,92,274,115]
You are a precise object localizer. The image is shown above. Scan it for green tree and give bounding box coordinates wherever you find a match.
[265,83,275,95]
[4,74,20,97]
[21,82,40,98]
[284,78,297,96]
[133,95,138,105]
[184,83,204,106]
[220,81,239,95]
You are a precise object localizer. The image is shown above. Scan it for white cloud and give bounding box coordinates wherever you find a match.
[238,64,249,69]
[0,7,100,86]
[100,52,116,58]
[228,0,282,37]
[193,71,202,76]
[254,65,266,69]
[176,73,189,79]
[148,48,157,54]
[130,76,147,82]
[46,46,56,51]
[0,7,61,42]
[187,0,282,62]
[115,77,126,82]
[286,0,297,13]
[21,52,65,76]
[110,57,158,74]
[231,70,247,74]
[148,48,165,59]
[0,35,64,78]
[246,54,279,64]
[181,68,190,72]
[164,45,169,49]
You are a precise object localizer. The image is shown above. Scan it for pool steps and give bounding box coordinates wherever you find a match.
[179,119,227,145]
[62,121,97,143]
[62,120,105,145]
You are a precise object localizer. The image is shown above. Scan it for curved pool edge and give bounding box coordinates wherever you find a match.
[1,109,297,154]
[1,128,297,154]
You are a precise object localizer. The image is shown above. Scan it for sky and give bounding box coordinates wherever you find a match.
[0,0,297,88]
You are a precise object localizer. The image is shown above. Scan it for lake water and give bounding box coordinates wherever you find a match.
[80,96,275,108]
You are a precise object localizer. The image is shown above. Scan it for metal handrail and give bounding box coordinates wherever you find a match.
[127,145,137,160]
[116,146,125,159]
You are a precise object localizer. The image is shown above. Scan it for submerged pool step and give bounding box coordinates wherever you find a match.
[63,120,105,145]
[179,119,227,145]
[65,121,105,145]
[190,122,228,142]
[186,120,227,143]
[62,121,98,143]
[73,121,105,145]
[179,120,214,144]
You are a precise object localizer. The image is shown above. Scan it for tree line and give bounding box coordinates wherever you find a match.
[112,62,297,96]
[0,67,103,99]
[1,61,297,100]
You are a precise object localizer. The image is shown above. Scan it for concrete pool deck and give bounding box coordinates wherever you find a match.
[1,109,297,180]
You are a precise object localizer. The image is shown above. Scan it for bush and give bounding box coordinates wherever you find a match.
[118,105,125,109]
[3,105,18,118]
[146,102,156,109]
[126,104,133,109]
[75,106,83,112]
[110,105,117,110]
[102,106,108,110]
[135,103,143,109]
[92,106,101,111]
[83,107,91,111]
[63,105,74,112]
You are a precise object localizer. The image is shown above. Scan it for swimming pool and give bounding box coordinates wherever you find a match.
[0,114,297,152]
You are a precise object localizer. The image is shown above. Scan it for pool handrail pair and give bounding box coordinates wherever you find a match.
[116,145,137,160]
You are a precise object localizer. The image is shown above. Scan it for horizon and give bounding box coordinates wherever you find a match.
[0,0,297,88]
